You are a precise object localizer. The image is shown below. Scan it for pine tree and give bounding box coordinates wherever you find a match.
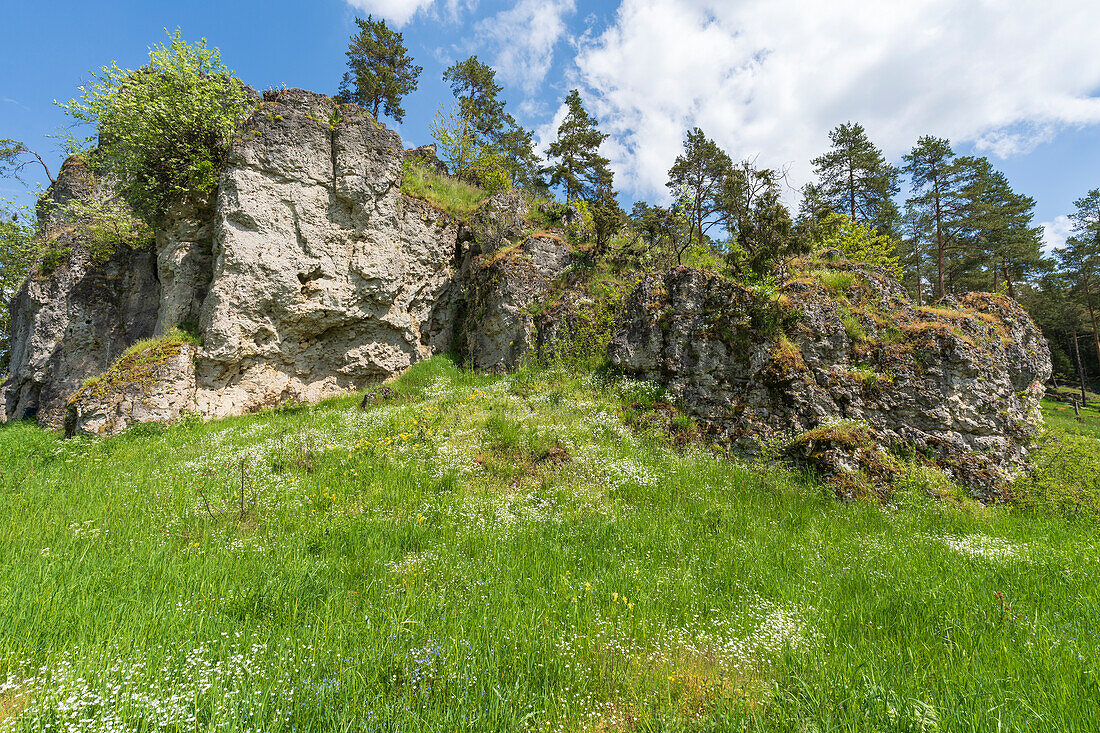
[547,90,610,203]
[955,159,1047,299]
[1060,189,1100,368]
[442,56,540,188]
[666,128,732,245]
[903,136,961,300]
[337,16,421,123]
[812,122,899,235]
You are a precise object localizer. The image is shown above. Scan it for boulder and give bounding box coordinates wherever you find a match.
[609,263,1051,497]
[65,339,199,437]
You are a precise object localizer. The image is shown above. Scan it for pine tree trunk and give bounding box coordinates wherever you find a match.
[1083,274,1100,368]
[1002,261,1015,300]
[1072,330,1088,407]
[933,177,946,301]
[915,245,923,306]
[848,167,857,222]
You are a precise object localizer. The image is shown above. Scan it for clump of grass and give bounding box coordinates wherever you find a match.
[400,158,487,219]
[841,311,867,342]
[816,269,855,295]
[770,334,807,373]
[848,364,892,388]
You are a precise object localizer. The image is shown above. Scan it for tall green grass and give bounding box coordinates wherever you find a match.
[0,358,1097,730]
[401,159,488,219]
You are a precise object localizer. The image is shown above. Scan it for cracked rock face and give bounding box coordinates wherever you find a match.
[193,89,461,417]
[5,90,470,428]
[3,158,161,429]
[609,264,1052,496]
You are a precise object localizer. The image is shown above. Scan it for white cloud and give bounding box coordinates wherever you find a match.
[345,0,476,26]
[476,0,576,93]
[1042,215,1074,255]
[572,0,1100,199]
[344,0,436,26]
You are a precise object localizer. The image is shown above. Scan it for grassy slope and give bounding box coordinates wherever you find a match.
[0,357,1098,731]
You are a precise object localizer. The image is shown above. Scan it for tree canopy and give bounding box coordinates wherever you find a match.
[337,15,421,123]
[812,122,899,235]
[667,128,731,245]
[547,90,610,203]
[58,30,255,223]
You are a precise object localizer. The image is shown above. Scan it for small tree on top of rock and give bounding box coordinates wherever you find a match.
[812,122,899,236]
[817,212,902,279]
[667,128,731,245]
[336,15,422,123]
[58,30,256,223]
[547,89,610,204]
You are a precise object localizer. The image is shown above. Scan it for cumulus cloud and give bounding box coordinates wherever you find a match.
[572,0,1100,199]
[344,0,475,26]
[476,0,576,93]
[1042,215,1074,255]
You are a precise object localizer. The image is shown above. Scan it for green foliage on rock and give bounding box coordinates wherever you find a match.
[817,212,903,278]
[70,327,200,404]
[400,158,488,219]
[57,30,256,223]
[336,15,421,123]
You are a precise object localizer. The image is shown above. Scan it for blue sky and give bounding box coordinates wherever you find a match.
[3,0,1100,251]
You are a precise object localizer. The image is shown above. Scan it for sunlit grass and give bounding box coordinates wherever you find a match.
[401,159,487,220]
[0,357,1097,731]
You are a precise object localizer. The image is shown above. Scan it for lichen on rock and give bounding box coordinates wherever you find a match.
[608,260,1051,497]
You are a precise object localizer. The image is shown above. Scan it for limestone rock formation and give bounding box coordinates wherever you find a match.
[4,157,161,428]
[452,231,573,372]
[608,262,1051,497]
[193,89,462,418]
[5,89,572,433]
[65,339,199,438]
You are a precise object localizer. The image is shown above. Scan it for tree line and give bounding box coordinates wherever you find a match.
[1,22,1098,395]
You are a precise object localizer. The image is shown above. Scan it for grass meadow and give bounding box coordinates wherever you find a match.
[1,357,1098,731]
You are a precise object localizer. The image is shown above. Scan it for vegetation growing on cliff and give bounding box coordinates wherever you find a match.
[57,30,255,223]
[68,328,200,405]
[400,157,488,219]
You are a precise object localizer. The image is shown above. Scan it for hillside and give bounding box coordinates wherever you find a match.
[1,357,1098,730]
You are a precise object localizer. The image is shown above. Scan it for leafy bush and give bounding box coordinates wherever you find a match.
[1012,429,1100,519]
[58,30,256,222]
[817,212,902,279]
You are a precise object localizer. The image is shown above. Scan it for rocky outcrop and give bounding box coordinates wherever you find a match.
[608,262,1051,497]
[6,89,571,432]
[4,157,161,428]
[452,230,572,372]
[192,89,463,417]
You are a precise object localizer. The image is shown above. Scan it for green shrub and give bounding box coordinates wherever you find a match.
[1012,429,1100,519]
[817,212,902,279]
[58,30,256,222]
